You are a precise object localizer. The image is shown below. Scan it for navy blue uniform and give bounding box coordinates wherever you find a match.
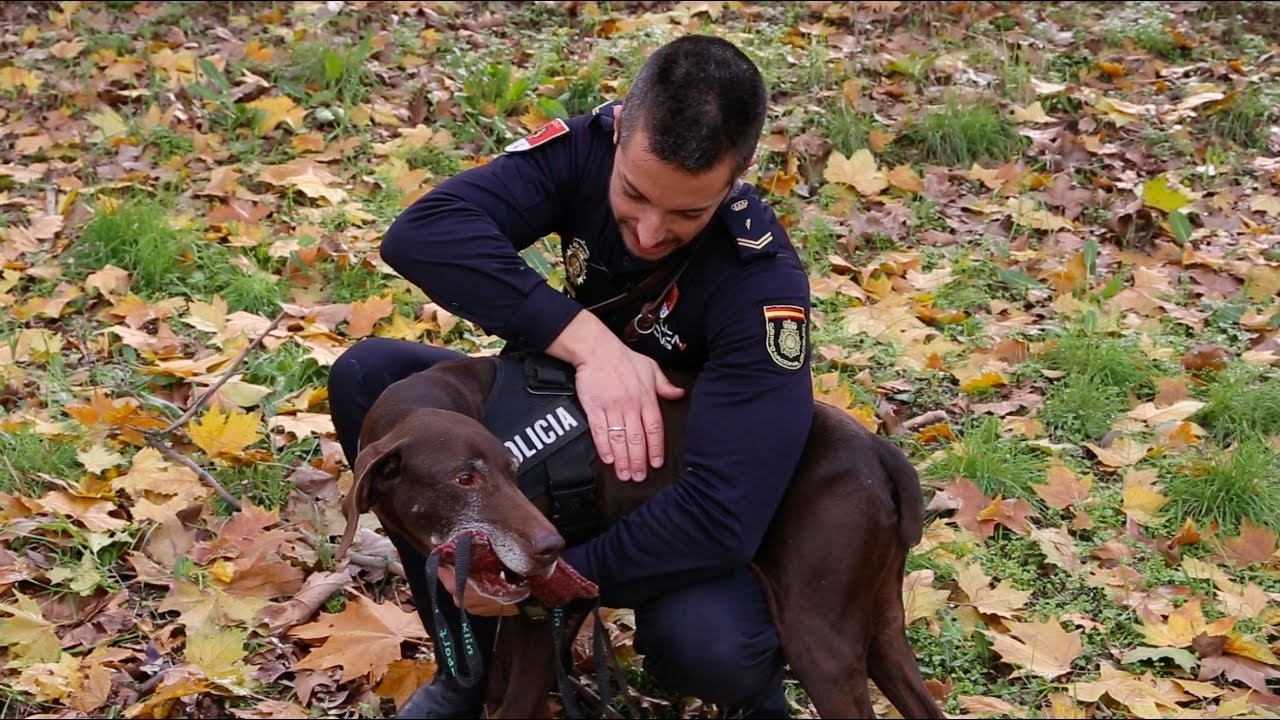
[330,103,813,715]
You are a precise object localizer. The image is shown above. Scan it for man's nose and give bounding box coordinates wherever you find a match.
[635,211,666,249]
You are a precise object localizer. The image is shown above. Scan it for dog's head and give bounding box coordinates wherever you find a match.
[337,408,567,604]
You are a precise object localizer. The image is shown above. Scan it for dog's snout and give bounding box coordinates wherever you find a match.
[531,531,565,564]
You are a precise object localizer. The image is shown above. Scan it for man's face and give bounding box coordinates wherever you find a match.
[609,117,739,262]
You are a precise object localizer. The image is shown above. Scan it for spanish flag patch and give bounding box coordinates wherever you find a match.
[763,305,807,370]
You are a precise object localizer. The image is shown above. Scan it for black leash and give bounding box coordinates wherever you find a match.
[423,534,484,688]
[424,533,616,718]
[551,603,613,719]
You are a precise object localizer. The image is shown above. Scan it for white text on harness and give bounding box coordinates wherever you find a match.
[505,406,581,464]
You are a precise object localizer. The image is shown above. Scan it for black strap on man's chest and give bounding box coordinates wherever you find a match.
[482,352,599,546]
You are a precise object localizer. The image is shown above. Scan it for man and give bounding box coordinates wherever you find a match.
[327,34,814,718]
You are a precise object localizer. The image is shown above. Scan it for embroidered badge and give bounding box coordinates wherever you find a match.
[658,285,679,319]
[763,305,807,370]
[737,232,773,250]
[731,199,749,212]
[564,237,590,290]
[505,118,570,153]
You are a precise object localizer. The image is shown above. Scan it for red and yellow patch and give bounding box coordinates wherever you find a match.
[504,118,569,153]
[763,304,807,370]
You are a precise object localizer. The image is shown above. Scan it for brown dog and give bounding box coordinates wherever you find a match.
[338,355,946,719]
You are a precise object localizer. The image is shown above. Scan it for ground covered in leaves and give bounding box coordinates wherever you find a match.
[1,1,1279,718]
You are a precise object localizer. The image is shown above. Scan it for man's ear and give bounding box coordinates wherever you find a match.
[612,105,622,144]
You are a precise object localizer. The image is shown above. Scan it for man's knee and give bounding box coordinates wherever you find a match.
[634,573,782,706]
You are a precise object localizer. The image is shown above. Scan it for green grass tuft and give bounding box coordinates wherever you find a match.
[1039,330,1156,397]
[0,429,82,497]
[922,415,1047,501]
[1040,373,1129,444]
[1192,364,1280,444]
[1162,439,1280,535]
[67,199,198,299]
[893,98,1026,168]
[1204,84,1277,151]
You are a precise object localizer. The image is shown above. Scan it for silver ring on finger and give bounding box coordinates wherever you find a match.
[608,426,626,433]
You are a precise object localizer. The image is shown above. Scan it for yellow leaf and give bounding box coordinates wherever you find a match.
[823,149,887,197]
[1010,101,1054,124]
[1142,175,1196,213]
[0,66,41,92]
[12,653,80,702]
[347,294,396,339]
[984,618,1083,680]
[887,164,923,193]
[0,592,62,665]
[188,405,263,461]
[1085,437,1152,469]
[955,562,1031,618]
[76,443,128,474]
[186,626,248,685]
[1121,485,1167,525]
[1126,399,1207,425]
[246,95,305,136]
[902,570,948,626]
[1250,194,1280,217]
[86,107,129,142]
[959,370,1008,393]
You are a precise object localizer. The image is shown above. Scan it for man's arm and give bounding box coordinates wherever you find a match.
[560,265,814,609]
[378,121,591,351]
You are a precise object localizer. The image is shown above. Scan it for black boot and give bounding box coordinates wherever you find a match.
[395,675,485,719]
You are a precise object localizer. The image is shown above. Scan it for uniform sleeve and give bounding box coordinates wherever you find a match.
[378,120,594,351]
[561,260,814,608]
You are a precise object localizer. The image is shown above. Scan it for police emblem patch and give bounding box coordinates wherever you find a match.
[763,305,807,370]
[505,118,570,153]
[564,237,590,289]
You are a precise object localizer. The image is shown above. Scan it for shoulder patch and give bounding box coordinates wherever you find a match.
[719,188,779,261]
[504,118,570,153]
[763,304,808,371]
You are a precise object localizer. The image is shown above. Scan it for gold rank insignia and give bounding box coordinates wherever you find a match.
[565,237,590,291]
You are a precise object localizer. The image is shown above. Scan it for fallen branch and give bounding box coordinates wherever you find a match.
[145,435,242,512]
[158,311,287,435]
[901,410,950,432]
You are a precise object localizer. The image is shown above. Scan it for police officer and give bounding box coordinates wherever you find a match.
[327,34,813,718]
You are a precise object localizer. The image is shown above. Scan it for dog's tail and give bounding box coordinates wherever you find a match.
[877,441,926,549]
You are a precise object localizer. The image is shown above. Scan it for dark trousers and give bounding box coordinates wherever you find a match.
[328,337,788,716]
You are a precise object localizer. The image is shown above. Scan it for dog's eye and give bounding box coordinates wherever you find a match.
[455,471,478,487]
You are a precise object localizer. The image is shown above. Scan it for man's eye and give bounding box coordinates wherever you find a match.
[455,472,477,487]
[679,210,704,220]
[622,186,643,201]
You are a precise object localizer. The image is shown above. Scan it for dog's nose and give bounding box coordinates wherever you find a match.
[531,531,565,564]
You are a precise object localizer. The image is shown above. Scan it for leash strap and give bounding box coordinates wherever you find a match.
[423,534,484,688]
[550,602,613,719]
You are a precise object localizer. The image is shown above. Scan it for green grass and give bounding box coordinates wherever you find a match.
[1161,438,1280,535]
[240,341,330,406]
[892,98,1026,168]
[275,36,378,110]
[921,415,1048,502]
[0,429,82,497]
[66,198,199,298]
[1039,373,1129,444]
[1204,84,1276,151]
[1038,328,1158,398]
[1191,364,1280,444]
[821,99,879,158]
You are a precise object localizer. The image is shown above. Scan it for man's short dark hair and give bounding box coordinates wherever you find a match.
[618,35,767,176]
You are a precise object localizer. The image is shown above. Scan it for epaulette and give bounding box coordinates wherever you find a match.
[720,183,779,262]
[589,99,622,132]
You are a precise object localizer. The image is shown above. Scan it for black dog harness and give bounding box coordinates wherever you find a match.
[481,351,600,546]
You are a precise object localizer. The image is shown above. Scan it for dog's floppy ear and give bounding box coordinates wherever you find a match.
[335,435,403,563]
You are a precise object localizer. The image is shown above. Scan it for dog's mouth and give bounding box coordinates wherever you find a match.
[434,530,597,607]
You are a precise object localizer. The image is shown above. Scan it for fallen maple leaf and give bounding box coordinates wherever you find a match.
[1138,598,1234,649]
[1086,437,1152,469]
[245,95,306,136]
[902,569,949,626]
[984,618,1083,680]
[1033,461,1092,510]
[824,149,887,196]
[375,658,438,707]
[186,625,249,686]
[1210,519,1278,568]
[0,591,61,665]
[955,561,1031,619]
[346,293,396,339]
[290,591,428,683]
[188,405,264,462]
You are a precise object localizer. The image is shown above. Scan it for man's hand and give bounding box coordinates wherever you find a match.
[547,311,684,481]
[437,565,520,617]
